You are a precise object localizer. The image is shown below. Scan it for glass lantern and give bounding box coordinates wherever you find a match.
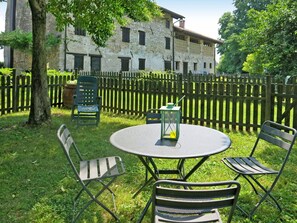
[160,103,181,140]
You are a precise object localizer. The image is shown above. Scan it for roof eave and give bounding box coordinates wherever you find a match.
[160,7,185,20]
[174,26,223,44]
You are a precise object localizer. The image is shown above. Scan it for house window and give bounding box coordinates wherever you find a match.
[164,60,171,71]
[194,63,197,71]
[209,63,212,69]
[75,27,86,36]
[175,34,186,40]
[165,19,170,28]
[139,58,145,70]
[91,56,101,71]
[122,27,130,42]
[120,57,130,71]
[139,31,145,45]
[204,62,207,69]
[165,37,171,49]
[190,38,201,44]
[175,61,180,70]
[74,54,84,70]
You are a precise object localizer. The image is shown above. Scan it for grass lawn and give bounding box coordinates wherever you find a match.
[0,108,296,223]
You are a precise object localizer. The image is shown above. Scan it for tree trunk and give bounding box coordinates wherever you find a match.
[28,0,51,125]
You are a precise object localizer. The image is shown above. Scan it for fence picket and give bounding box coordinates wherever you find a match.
[1,71,296,130]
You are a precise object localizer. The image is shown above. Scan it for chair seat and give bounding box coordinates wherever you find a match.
[80,156,125,181]
[155,209,222,223]
[78,105,99,113]
[222,157,279,175]
[57,124,125,222]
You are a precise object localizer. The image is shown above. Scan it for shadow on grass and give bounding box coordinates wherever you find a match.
[1,108,296,223]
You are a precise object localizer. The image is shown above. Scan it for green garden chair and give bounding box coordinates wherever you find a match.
[151,180,241,223]
[57,124,125,222]
[71,76,101,126]
[222,120,297,218]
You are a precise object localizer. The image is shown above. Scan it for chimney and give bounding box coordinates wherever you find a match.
[179,20,185,28]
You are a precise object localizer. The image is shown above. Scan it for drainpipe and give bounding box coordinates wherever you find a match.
[172,29,175,71]
[8,0,16,68]
[214,46,216,74]
[63,25,67,71]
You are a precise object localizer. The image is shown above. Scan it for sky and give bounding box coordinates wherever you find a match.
[0,1,6,62]
[0,0,235,62]
[156,0,235,39]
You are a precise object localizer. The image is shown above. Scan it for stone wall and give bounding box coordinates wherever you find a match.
[6,1,219,74]
[5,0,61,71]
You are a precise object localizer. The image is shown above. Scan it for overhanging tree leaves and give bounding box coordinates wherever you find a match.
[47,0,161,47]
[24,0,161,125]
[217,0,272,74]
[239,0,297,76]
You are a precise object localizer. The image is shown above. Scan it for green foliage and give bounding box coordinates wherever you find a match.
[242,53,264,75]
[217,0,273,74]
[239,0,297,76]
[47,69,72,76]
[0,29,61,51]
[0,67,13,75]
[47,0,162,47]
[45,33,61,49]
[0,109,296,222]
[0,29,32,51]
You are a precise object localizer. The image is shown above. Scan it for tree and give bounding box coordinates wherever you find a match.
[18,0,161,125]
[239,0,297,76]
[217,0,272,74]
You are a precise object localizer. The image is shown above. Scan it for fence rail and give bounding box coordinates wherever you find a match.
[1,71,296,131]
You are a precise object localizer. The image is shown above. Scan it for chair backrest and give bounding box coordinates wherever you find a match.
[57,124,83,180]
[75,76,98,106]
[146,109,161,124]
[251,120,297,171]
[152,180,241,223]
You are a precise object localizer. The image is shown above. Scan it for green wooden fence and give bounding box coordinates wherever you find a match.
[1,70,296,131]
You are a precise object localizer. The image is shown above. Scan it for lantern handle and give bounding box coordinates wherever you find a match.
[174,95,185,106]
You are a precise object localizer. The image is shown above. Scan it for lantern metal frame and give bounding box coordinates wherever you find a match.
[160,105,181,140]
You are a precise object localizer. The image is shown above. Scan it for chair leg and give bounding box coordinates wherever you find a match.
[235,174,282,219]
[242,175,260,195]
[145,157,149,182]
[249,176,282,213]
[73,178,119,222]
[137,196,152,223]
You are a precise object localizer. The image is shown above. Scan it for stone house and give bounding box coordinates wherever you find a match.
[4,1,222,74]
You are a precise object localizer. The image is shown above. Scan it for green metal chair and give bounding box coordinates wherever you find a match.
[71,76,101,126]
[144,109,162,182]
[57,124,125,222]
[222,120,297,218]
[146,109,162,124]
[152,180,241,223]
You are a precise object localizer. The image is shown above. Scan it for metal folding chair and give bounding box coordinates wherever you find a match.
[146,109,162,124]
[144,109,162,181]
[71,76,101,126]
[222,120,297,218]
[152,180,241,223]
[57,124,125,222]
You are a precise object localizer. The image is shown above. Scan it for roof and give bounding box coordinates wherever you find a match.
[160,7,185,20]
[174,26,223,44]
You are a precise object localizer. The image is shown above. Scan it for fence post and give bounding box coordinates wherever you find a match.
[178,73,183,99]
[265,75,272,121]
[118,71,123,114]
[74,69,78,79]
[12,69,17,112]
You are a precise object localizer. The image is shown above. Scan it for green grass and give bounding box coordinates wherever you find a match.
[0,108,297,223]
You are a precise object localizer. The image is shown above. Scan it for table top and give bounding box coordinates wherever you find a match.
[110,124,231,159]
